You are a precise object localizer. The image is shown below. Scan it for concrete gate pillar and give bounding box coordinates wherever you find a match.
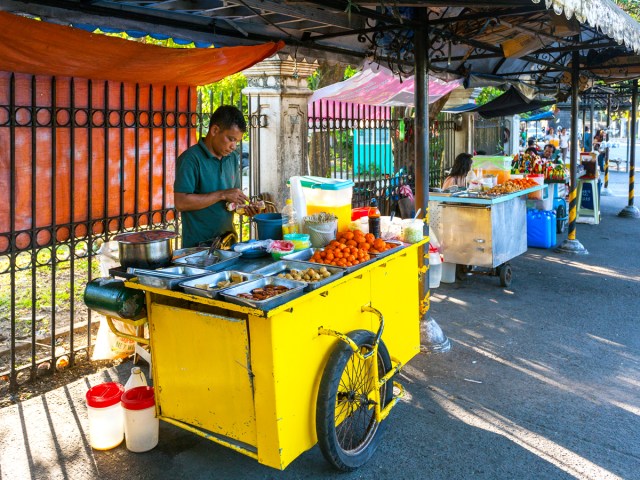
[242,54,318,208]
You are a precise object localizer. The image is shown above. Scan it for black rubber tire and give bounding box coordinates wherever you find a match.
[499,263,513,287]
[556,203,567,234]
[455,264,470,281]
[316,330,394,472]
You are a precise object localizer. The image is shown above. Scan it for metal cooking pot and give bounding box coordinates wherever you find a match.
[113,230,178,269]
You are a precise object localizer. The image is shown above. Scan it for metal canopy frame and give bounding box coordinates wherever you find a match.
[1,0,640,90]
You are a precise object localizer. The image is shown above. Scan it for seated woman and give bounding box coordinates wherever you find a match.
[442,152,473,190]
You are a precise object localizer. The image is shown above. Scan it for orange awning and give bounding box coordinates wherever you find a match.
[0,11,284,86]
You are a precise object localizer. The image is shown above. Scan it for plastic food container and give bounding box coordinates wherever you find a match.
[85,382,125,450]
[284,233,311,251]
[401,219,425,244]
[121,386,159,453]
[297,176,354,233]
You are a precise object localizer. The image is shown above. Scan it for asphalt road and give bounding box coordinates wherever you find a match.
[1,171,638,480]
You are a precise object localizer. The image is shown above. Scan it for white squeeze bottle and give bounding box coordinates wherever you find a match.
[282,199,299,235]
[124,366,148,391]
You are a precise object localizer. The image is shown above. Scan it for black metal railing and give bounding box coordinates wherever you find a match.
[307,101,456,215]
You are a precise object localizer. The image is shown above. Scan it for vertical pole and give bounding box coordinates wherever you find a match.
[416,8,449,353]
[602,94,612,195]
[581,107,586,151]
[557,47,588,253]
[589,101,594,150]
[619,80,640,217]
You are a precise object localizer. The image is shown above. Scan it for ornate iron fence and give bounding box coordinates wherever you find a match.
[307,101,456,215]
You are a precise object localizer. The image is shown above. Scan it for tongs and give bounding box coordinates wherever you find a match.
[206,236,223,259]
[127,268,183,278]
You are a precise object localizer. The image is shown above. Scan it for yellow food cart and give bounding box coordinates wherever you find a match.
[121,240,426,471]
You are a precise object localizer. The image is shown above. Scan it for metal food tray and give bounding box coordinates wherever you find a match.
[253,260,344,291]
[135,266,211,290]
[179,271,263,299]
[282,248,376,273]
[369,240,406,259]
[219,277,307,310]
[173,249,242,271]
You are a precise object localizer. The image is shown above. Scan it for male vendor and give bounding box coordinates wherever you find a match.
[174,106,256,248]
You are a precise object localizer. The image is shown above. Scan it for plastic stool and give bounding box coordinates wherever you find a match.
[577,177,600,225]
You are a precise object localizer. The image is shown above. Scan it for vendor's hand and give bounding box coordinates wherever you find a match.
[222,188,249,205]
[243,205,261,217]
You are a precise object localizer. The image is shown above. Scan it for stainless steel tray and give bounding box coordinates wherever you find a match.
[369,240,406,259]
[134,265,211,290]
[220,277,306,310]
[173,249,242,271]
[282,248,376,273]
[179,271,263,299]
[253,261,344,291]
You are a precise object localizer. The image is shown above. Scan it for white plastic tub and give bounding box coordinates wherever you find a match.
[441,262,457,283]
[429,252,442,289]
[86,382,125,450]
[121,386,159,453]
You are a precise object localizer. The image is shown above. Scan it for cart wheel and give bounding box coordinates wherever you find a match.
[316,330,393,472]
[556,203,567,234]
[455,264,471,281]
[499,263,513,287]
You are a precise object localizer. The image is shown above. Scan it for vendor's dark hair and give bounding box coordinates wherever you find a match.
[449,153,474,177]
[525,147,538,155]
[209,105,247,132]
[544,143,556,152]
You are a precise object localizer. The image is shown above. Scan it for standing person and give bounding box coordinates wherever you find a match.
[544,126,556,143]
[442,153,474,190]
[174,105,256,248]
[593,129,606,173]
[559,127,570,162]
[583,126,592,152]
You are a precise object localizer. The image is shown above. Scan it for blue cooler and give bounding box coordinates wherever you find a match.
[527,209,557,248]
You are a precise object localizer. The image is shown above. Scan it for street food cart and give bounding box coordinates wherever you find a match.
[429,185,545,287]
[102,240,425,471]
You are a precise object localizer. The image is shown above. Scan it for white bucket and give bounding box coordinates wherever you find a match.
[121,386,159,453]
[85,382,124,450]
[441,262,457,283]
[429,252,442,289]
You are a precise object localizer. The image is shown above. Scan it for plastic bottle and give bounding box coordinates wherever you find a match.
[281,199,299,235]
[368,198,381,238]
[124,366,148,391]
[289,176,307,232]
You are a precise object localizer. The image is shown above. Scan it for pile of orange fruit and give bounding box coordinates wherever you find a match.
[308,230,395,268]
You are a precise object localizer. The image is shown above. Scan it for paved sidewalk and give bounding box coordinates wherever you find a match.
[1,171,639,480]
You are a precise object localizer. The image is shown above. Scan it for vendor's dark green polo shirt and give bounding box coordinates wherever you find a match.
[174,140,240,248]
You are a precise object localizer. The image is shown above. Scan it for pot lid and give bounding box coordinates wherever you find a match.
[113,230,178,244]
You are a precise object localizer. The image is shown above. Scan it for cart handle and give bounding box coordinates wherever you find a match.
[361,305,384,358]
[105,316,149,345]
[318,305,384,360]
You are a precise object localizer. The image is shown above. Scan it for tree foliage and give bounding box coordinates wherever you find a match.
[475,87,503,106]
[615,0,640,20]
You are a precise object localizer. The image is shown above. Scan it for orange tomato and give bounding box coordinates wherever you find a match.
[344,231,354,240]
[373,238,386,250]
[365,233,375,244]
[361,243,370,251]
[346,239,357,247]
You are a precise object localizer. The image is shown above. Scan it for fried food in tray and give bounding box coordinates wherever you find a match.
[237,284,291,301]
